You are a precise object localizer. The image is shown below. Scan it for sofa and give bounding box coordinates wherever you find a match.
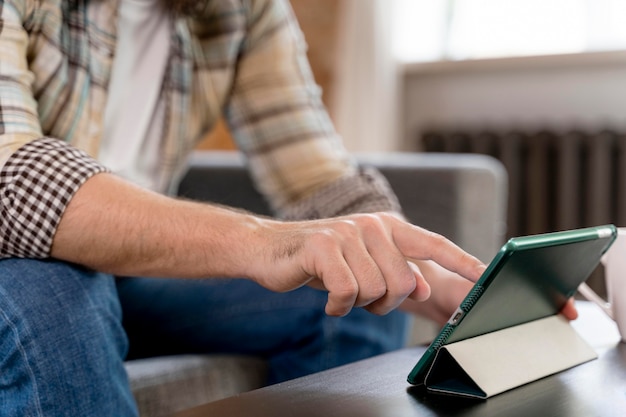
[124,151,508,416]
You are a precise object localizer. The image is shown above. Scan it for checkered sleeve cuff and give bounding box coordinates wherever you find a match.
[0,138,109,258]
[278,166,403,220]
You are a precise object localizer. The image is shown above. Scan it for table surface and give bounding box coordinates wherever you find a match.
[175,302,626,417]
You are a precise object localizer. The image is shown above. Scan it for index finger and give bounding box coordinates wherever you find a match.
[392,222,486,282]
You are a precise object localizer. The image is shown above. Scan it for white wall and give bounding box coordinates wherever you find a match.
[401,50,626,150]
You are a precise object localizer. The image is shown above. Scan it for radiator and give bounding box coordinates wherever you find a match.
[421,128,626,239]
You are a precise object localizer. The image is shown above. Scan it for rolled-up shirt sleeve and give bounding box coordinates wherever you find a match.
[0,139,108,258]
[225,0,401,220]
[0,1,108,259]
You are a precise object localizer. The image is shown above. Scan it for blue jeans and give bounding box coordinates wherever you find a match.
[0,258,409,416]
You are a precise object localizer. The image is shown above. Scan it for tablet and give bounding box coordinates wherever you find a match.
[407,224,617,386]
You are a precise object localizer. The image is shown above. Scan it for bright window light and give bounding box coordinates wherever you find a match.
[391,0,450,62]
[447,0,586,59]
[392,0,626,62]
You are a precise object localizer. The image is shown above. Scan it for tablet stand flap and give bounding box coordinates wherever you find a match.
[424,315,598,399]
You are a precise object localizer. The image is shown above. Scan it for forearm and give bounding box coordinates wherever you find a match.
[51,173,270,279]
[50,171,487,317]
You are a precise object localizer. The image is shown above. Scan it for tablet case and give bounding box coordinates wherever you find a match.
[423,315,597,399]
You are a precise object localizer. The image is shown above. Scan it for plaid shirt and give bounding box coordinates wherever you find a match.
[0,0,400,259]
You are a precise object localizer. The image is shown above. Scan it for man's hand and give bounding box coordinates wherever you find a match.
[53,174,577,321]
[54,175,485,318]
[249,212,486,317]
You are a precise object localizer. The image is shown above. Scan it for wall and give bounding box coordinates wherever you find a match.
[401,50,626,150]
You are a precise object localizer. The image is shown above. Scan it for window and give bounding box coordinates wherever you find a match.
[392,0,626,62]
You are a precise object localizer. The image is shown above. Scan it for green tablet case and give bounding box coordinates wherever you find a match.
[408,225,617,398]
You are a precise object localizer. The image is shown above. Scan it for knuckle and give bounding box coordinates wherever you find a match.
[353,214,390,238]
[357,213,384,229]
[427,231,448,252]
[338,219,362,237]
[387,277,415,300]
[399,273,418,294]
[385,266,417,298]
[361,280,387,302]
[429,231,447,244]
[375,211,397,222]
[333,279,359,302]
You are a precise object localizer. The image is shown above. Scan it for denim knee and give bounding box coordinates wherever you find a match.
[0,258,137,416]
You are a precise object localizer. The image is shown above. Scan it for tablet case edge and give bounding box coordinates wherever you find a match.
[423,315,597,399]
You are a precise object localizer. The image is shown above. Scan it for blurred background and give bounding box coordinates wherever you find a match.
[202,0,626,246]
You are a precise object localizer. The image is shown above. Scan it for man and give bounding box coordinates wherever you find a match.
[0,0,519,415]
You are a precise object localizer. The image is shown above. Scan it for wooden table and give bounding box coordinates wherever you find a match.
[175,302,626,417]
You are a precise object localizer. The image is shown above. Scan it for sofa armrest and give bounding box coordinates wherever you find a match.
[177,151,507,263]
